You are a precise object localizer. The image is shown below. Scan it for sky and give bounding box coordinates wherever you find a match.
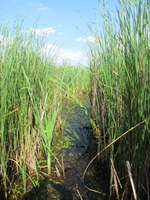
[0,0,118,66]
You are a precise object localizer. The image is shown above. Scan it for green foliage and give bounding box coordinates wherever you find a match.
[0,20,90,198]
[89,0,149,198]
[0,22,62,197]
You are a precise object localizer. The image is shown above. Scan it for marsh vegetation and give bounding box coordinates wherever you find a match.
[0,0,149,199]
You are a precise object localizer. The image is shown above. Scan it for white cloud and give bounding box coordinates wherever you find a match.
[75,37,83,42]
[76,36,96,43]
[38,3,49,11]
[28,27,56,36]
[0,35,13,46]
[60,49,82,60]
[59,48,87,66]
[40,43,59,58]
[39,44,87,66]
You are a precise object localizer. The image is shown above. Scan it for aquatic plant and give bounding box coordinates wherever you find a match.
[0,21,63,198]
[88,0,149,199]
[0,19,90,198]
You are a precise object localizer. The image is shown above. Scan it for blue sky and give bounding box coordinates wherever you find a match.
[0,0,118,66]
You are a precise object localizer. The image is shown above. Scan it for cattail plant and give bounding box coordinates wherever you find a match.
[89,0,149,199]
[0,22,63,198]
[0,20,90,198]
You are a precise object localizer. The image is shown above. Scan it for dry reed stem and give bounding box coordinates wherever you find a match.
[82,120,146,195]
[61,156,65,178]
[110,158,122,189]
[110,158,122,199]
[40,93,48,121]
[113,174,119,200]
[126,161,137,200]
[54,165,61,178]
[76,189,84,200]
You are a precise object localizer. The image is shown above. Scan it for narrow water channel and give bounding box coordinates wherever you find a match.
[22,100,109,200]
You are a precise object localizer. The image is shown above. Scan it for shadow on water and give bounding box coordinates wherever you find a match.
[21,180,73,200]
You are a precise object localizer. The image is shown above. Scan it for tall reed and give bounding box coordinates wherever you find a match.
[89,0,149,198]
[0,22,63,198]
[54,65,90,96]
[0,20,90,198]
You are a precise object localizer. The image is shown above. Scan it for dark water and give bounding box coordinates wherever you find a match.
[22,103,110,200]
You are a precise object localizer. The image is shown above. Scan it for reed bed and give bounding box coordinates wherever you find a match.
[89,0,149,199]
[0,21,90,198]
[54,65,90,96]
[0,22,64,198]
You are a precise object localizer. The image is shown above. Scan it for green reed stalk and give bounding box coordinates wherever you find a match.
[89,0,149,198]
[0,21,62,198]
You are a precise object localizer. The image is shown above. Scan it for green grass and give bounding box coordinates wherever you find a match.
[52,64,90,96]
[0,21,90,198]
[0,22,61,197]
[1,1,149,199]
[88,0,149,199]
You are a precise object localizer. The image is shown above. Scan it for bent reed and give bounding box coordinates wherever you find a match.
[89,0,149,199]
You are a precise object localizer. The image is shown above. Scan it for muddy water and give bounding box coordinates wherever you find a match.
[22,101,109,200]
